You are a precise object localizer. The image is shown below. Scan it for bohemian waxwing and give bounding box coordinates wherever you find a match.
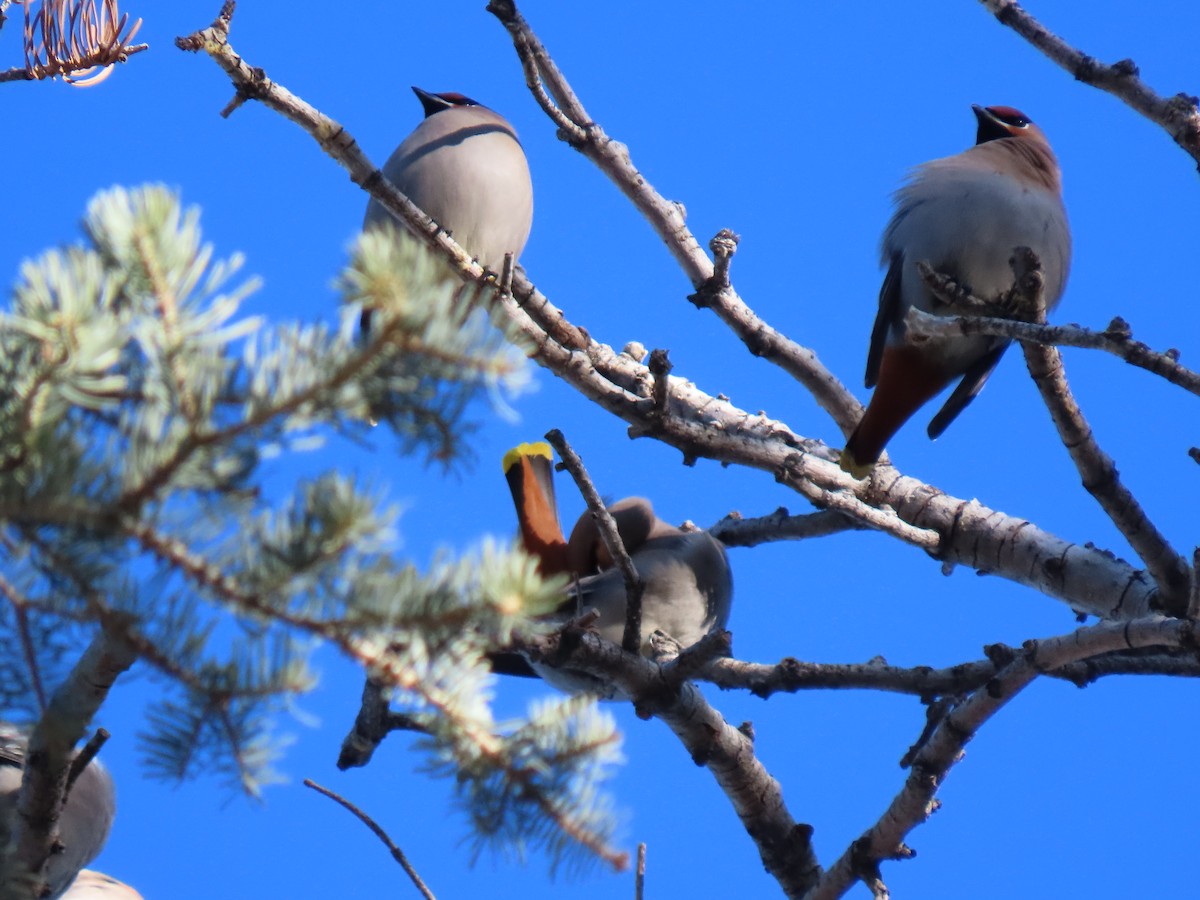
[839,104,1071,477]
[502,443,733,698]
[60,870,144,899]
[0,727,116,900]
[363,86,534,272]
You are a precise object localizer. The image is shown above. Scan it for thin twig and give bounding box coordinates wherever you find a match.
[660,628,731,687]
[304,779,437,900]
[707,508,866,547]
[544,429,644,654]
[778,454,941,553]
[65,728,109,794]
[635,842,646,900]
[905,307,1200,399]
[647,348,673,418]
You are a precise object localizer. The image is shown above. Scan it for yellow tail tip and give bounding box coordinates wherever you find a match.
[838,448,875,480]
[502,441,553,475]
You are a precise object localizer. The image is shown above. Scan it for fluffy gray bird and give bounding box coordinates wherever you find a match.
[363,86,534,271]
[502,444,733,698]
[840,104,1071,476]
[564,497,732,650]
[60,870,143,899]
[0,730,116,900]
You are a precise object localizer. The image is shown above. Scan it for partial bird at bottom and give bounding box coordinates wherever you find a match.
[60,870,144,899]
[0,725,117,900]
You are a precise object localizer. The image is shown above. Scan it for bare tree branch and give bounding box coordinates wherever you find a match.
[905,308,1200,398]
[808,614,1197,898]
[485,1,861,434]
[780,454,941,552]
[521,626,820,898]
[705,647,1200,698]
[998,248,1191,610]
[980,0,1200,170]
[707,508,867,548]
[65,729,109,794]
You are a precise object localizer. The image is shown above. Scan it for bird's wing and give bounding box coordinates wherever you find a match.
[925,340,1009,439]
[866,250,905,389]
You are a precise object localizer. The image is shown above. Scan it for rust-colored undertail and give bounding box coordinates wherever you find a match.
[502,442,571,575]
[839,345,953,478]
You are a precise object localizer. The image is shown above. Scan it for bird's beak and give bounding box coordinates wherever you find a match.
[972,105,1009,144]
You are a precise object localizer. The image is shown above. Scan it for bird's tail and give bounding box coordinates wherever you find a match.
[502,442,570,574]
[840,345,951,477]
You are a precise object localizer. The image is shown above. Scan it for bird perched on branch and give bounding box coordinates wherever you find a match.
[502,443,733,697]
[363,86,533,278]
[0,727,117,900]
[840,104,1071,477]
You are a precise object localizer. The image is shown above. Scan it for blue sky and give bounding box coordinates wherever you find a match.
[3,1,1199,897]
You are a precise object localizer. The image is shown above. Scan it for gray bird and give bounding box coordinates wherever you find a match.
[502,444,733,698]
[0,729,116,900]
[840,104,1071,476]
[564,497,733,652]
[364,86,534,272]
[60,870,143,899]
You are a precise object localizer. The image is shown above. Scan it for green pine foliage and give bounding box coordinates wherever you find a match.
[0,185,621,867]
